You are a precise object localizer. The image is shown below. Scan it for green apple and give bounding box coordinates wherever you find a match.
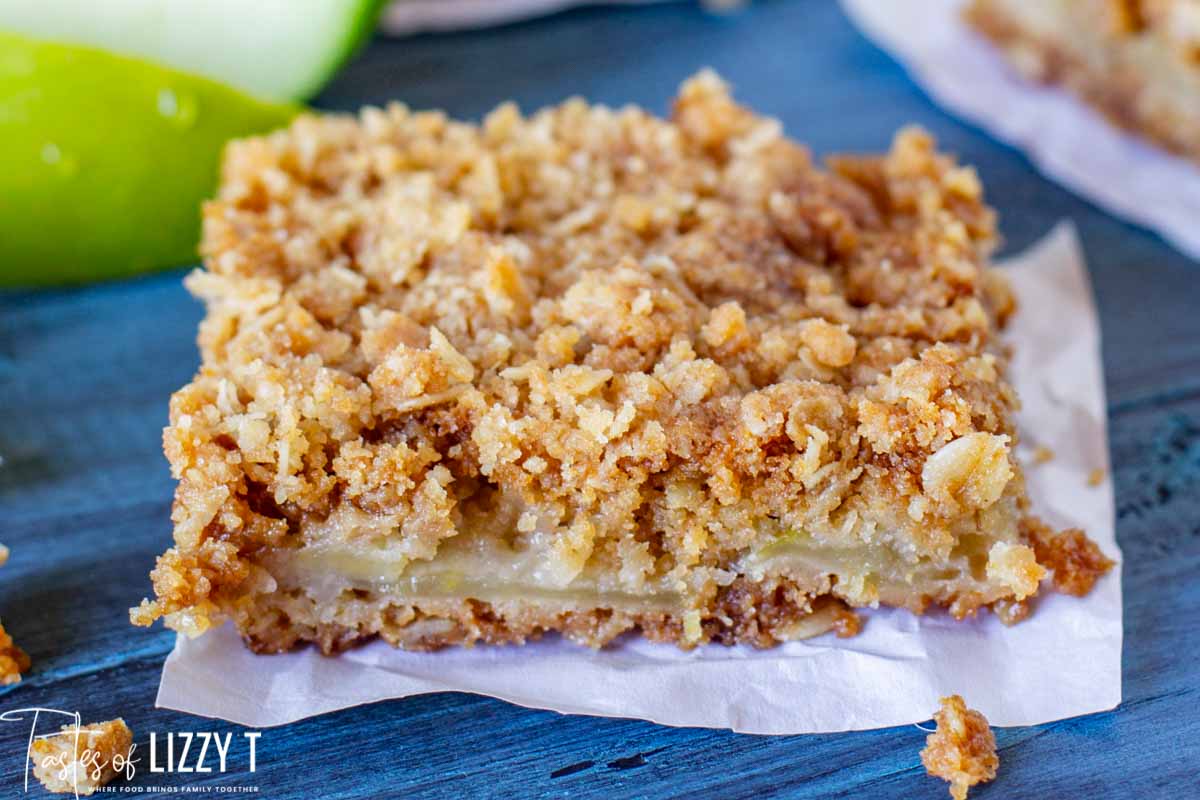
[0,31,300,286]
[0,0,385,102]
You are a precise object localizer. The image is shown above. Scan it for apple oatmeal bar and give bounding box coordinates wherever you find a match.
[966,0,1200,162]
[132,71,1111,653]
[0,620,30,685]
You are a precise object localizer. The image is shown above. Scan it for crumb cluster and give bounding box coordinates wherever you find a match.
[32,718,133,796]
[0,543,28,684]
[921,694,999,800]
[1022,516,1116,596]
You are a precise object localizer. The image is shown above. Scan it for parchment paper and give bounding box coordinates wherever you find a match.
[157,223,1121,734]
[841,0,1200,260]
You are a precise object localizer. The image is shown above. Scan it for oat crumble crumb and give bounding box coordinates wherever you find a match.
[1022,517,1116,596]
[0,619,29,685]
[32,718,133,796]
[830,605,863,638]
[0,544,28,685]
[921,695,999,800]
[1087,467,1106,487]
[1031,445,1054,465]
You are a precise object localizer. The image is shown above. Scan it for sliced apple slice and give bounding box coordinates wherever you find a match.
[0,31,299,285]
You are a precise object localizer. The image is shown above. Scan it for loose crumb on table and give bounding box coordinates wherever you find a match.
[0,544,28,685]
[32,718,133,796]
[921,694,999,800]
[0,620,29,685]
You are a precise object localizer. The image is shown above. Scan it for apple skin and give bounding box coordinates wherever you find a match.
[0,31,300,286]
[0,0,388,102]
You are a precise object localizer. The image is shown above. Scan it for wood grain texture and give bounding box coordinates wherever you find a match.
[1,1,1197,796]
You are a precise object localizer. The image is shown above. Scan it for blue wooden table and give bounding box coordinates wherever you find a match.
[2,2,1198,797]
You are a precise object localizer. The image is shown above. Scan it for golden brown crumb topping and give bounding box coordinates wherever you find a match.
[32,719,133,796]
[132,71,1105,647]
[921,695,999,800]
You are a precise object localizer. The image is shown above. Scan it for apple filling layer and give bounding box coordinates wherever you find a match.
[264,542,684,613]
[260,497,1028,624]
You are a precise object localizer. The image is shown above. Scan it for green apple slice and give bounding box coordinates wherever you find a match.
[0,0,385,102]
[0,31,299,286]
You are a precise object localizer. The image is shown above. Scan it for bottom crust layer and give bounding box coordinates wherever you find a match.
[232,576,863,655]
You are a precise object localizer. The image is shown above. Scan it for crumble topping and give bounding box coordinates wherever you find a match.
[32,718,133,796]
[921,695,999,800]
[133,71,1108,649]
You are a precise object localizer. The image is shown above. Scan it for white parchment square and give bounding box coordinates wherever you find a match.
[157,224,1121,734]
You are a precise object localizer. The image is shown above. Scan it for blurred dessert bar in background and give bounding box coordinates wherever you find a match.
[966,0,1200,162]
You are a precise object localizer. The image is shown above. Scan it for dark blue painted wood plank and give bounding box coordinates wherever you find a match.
[1,1,1198,797]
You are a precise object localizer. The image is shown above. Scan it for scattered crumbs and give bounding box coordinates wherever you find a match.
[1087,467,1106,487]
[920,695,999,800]
[32,719,133,796]
[1031,445,1054,465]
